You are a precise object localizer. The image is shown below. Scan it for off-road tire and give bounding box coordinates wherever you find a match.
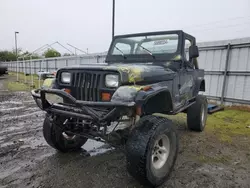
[43,114,88,152]
[126,115,178,187]
[187,95,208,132]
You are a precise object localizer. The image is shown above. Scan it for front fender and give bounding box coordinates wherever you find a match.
[111,84,173,115]
[111,85,144,103]
[135,87,173,115]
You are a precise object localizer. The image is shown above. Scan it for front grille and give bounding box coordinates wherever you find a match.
[72,72,102,101]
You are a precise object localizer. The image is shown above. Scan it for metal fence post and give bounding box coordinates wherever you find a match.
[96,55,99,63]
[31,59,34,87]
[35,60,37,74]
[46,60,49,72]
[17,60,19,82]
[22,59,24,73]
[24,59,27,83]
[220,43,231,104]
[39,60,41,88]
[79,56,81,65]
[39,60,42,71]
[55,59,57,70]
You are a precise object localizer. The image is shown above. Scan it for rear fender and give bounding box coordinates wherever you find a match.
[193,69,205,96]
[194,78,205,96]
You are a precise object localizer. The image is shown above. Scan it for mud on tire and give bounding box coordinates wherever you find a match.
[126,115,178,187]
[43,114,88,152]
[187,95,208,132]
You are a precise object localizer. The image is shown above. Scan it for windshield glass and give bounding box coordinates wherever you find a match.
[111,34,179,56]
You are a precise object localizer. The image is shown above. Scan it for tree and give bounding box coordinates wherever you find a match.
[12,47,22,56]
[43,49,61,58]
[0,48,43,62]
[63,53,73,56]
[30,53,41,60]
[0,50,16,61]
[20,51,41,60]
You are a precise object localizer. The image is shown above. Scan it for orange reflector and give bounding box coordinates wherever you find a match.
[136,106,142,116]
[143,85,152,91]
[102,93,111,101]
[64,88,71,94]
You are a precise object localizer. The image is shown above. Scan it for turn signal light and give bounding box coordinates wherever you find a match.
[143,85,152,91]
[136,106,142,116]
[102,92,111,101]
[64,88,71,94]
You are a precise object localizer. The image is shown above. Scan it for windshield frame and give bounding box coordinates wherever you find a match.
[105,30,184,63]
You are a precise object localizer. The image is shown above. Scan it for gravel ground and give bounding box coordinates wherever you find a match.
[0,75,250,188]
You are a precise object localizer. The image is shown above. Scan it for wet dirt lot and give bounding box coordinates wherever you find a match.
[0,75,250,188]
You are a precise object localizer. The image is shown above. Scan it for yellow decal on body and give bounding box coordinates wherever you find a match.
[42,78,54,88]
[172,55,182,60]
[127,85,144,91]
[104,65,144,84]
[117,66,143,83]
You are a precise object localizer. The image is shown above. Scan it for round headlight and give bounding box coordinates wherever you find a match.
[105,74,119,87]
[61,72,71,83]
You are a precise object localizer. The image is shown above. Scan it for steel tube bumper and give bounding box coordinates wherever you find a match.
[31,89,135,122]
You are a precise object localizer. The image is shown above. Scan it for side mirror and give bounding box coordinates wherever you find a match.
[189,45,199,59]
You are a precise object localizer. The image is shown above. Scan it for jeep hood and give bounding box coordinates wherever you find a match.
[60,63,176,84]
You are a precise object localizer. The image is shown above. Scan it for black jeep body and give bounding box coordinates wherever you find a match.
[32,30,205,119]
[31,30,207,187]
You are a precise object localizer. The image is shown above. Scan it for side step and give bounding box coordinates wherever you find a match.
[207,104,224,114]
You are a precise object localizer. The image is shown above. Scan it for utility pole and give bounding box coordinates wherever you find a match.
[112,0,115,39]
[15,31,19,60]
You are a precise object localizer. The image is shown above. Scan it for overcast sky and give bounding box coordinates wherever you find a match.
[1,0,250,54]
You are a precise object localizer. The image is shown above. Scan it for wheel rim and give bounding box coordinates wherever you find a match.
[62,132,76,141]
[151,135,170,170]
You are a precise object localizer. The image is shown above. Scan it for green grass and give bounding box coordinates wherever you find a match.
[7,81,31,91]
[155,108,250,143]
[206,109,250,140]
[7,72,44,91]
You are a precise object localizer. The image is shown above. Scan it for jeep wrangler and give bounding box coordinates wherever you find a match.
[31,30,207,187]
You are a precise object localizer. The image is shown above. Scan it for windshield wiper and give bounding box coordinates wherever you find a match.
[114,46,127,59]
[138,45,155,58]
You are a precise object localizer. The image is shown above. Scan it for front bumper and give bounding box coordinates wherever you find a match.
[31,89,135,122]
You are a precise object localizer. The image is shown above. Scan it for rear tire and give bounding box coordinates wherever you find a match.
[126,115,178,187]
[43,114,88,152]
[187,95,208,132]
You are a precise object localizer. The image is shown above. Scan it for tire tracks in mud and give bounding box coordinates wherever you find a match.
[0,91,113,187]
[0,92,48,182]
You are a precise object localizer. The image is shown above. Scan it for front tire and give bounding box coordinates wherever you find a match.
[187,95,208,132]
[43,114,88,152]
[126,115,178,187]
